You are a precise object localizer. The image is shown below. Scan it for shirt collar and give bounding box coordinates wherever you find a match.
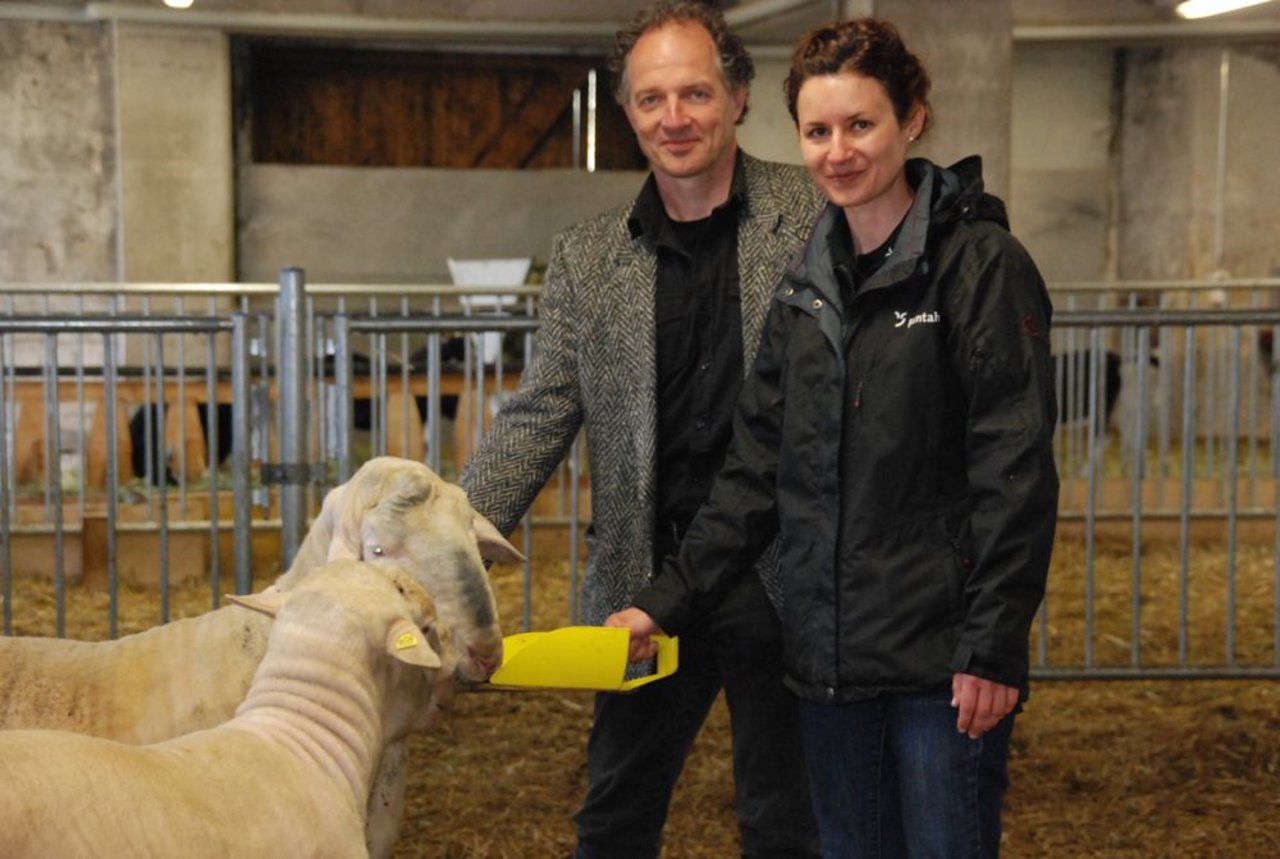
[627,148,748,244]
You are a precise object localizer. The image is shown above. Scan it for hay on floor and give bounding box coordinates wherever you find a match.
[5,527,1279,857]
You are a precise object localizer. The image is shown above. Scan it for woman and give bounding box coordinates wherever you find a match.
[608,18,1059,859]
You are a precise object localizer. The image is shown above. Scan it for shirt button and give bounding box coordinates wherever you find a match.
[812,299,824,310]
[699,362,710,372]
[784,287,795,297]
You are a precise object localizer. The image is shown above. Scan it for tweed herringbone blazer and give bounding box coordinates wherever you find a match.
[459,152,825,625]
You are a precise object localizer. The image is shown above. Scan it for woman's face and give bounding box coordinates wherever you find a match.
[795,71,923,215]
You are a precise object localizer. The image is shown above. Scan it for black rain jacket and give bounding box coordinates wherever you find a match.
[633,157,1059,704]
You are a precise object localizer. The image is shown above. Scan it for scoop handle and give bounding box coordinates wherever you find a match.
[617,635,679,691]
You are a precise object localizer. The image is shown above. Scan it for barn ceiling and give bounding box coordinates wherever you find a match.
[4,0,1279,47]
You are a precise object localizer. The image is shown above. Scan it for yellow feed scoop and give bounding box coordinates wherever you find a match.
[488,626,678,691]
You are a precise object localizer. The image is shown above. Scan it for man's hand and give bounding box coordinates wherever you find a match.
[951,672,1018,739]
[604,608,663,661]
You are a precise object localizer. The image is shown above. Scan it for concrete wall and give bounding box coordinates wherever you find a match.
[0,20,115,284]
[237,166,645,283]
[114,23,234,282]
[1,4,1278,294]
[1116,43,1280,284]
[1010,42,1114,282]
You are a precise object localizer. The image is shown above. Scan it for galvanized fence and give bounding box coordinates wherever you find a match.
[2,273,1279,679]
[1045,280,1280,678]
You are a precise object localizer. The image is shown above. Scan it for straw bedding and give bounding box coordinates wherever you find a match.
[5,528,1278,857]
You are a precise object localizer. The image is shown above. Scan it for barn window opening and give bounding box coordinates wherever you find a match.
[234,41,646,170]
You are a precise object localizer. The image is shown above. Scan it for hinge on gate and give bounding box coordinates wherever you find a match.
[260,462,326,486]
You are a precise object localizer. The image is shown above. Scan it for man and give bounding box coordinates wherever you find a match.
[459,3,824,856]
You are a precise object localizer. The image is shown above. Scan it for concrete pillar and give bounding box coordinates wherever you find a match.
[875,0,1014,201]
[113,23,234,283]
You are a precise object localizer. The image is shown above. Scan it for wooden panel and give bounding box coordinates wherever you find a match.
[243,43,645,170]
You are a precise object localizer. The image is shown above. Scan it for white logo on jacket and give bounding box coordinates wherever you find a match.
[894,310,942,329]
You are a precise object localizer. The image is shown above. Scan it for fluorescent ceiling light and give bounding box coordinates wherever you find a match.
[164,0,194,9]
[1176,0,1275,19]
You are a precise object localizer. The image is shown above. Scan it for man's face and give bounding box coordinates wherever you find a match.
[621,21,746,182]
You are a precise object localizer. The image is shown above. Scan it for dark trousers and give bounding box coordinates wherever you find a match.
[572,571,820,859]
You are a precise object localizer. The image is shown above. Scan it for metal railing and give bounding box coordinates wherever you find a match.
[2,273,1278,678]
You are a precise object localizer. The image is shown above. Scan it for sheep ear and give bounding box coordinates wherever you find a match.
[386,620,442,669]
[227,590,285,618]
[473,513,526,565]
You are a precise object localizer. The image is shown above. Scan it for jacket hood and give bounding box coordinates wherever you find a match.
[784,156,1009,306]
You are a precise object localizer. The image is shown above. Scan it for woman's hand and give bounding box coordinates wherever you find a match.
[604,608,663,661]
[951,672,1019,739]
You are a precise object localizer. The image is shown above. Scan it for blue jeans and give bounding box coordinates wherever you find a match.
[798,691,1014,859]
[572,571,820,859]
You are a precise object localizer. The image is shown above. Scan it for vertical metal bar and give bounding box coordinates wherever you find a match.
[572,88,582,169]
[1083,329,1101,667]
[175,296,188,511]
[205,330,220,609]
[104,333,120,638]
[1156,292,1174,505]
[232,314,253,595]
[1246,297,1261,506]
[400,306,412,459]
[45,335,66,636]
[1131,327,1150,666]
[254,310,271,513]
[312,313,327,481]
[1178,326,1196,665]
[425,296,442,474]
[1224,326,1241,665]
[142,295,155,512]
[0,331,10,636]
[376,330,388,458]
[335,314,353,483]
[74,295,86,523]
[306,296,319,510]
[1274,323,1280,668]
[154,334,170,624]
[2,329,13,526]
[1213,49,1230,274]
[277,268,307,569]
[586,69,598,173]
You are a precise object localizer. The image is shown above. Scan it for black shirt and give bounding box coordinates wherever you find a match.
[829,208,904,308]
[628,155,748,546]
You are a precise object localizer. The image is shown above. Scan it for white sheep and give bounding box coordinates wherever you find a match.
[0,560,456,859]
[0,455,522,858]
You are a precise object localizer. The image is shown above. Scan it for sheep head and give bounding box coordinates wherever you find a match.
[282,457,516,682]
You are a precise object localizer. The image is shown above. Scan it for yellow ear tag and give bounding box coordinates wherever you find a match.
[394,632,420,651]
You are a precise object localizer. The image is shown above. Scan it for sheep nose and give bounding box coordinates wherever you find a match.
[466,646,503,680]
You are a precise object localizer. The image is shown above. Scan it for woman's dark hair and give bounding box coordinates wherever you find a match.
[784,19,931,138]
[608,0,755,123]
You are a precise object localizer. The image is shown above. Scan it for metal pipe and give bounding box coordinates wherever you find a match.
[334,314,353,483]
[1015,19,1280,43]
[231,313,253,595]
[277,268,307,569]
[1213,48,1232,274]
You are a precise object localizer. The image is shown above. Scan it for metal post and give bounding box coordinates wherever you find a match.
[232,314,253,595]
[277,268,308,570]
[0,333,10,636]
[334,313,353,483]
[103,333,120,637]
